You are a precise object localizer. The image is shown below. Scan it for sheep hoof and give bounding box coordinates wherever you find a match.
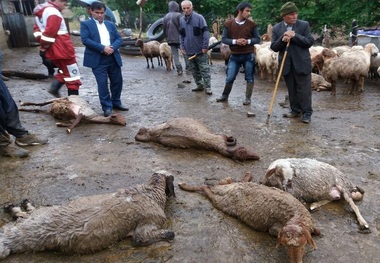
[358,226,371,234]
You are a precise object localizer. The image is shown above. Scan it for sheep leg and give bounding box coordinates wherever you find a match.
[309,200,331,211]
[20,100,58,106]
[66,113,84,134]
[145,58,150,68]
[133,225,174,246]
[150,58,155,69]
[342,190,369,230]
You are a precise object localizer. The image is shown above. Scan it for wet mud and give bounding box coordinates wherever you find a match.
[0,40,379,263]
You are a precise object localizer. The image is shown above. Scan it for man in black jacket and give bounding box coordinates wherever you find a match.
[270,2,314,123]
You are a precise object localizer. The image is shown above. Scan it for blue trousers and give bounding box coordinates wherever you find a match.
[92,55,123,112]
[226,53,255,84]
[0,79,28,145]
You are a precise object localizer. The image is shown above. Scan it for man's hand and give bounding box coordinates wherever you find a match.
[103,46,114,55]
[236,38,248,46]
[282,30,295,42]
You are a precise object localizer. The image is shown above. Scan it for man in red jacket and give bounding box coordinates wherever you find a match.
[33,0,81,97]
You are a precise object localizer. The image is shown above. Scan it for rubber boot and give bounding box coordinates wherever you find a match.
[216,83,233,102]
[68,89,79,96]
[243,82,254,105]
[48,80,64,98]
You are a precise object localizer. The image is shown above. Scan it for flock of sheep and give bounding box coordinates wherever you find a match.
[135,34,379,97]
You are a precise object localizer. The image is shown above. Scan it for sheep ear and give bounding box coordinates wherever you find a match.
[262,168,276,185]
[165,175,176,198]
[303,227,317,249]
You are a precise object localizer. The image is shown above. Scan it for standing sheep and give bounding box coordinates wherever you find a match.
[262,158,369,231]
[159,42,174,71]
[135,39,163,69]
[207,36,219,65]
[179,172,320,263]
[0,171,176,260]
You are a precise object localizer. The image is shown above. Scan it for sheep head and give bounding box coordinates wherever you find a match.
[277,223,317,263]
[227,146,260,162]
[108,113,127,126]
[135,127,150,142]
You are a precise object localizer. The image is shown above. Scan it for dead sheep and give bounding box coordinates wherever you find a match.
[311,73,331,91]
[262,158,369,231]
[135,39,163,68]
[159,42,174,71]
[179,172,320,263]
[220,43,231,66]
[20,96,126,133]
[0,171,175,260]
[134,117,260,162]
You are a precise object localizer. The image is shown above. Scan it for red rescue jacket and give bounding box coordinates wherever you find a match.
[33,2,75,60]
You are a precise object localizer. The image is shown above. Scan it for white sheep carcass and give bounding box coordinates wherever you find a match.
[262,158,369,231]
[207,36,219,65]
[135,39,163,68]
[179,172,320,263]
[311,73,331,91]
[256,45,278,82]
[0,171,176,260]
[159,42,174,71]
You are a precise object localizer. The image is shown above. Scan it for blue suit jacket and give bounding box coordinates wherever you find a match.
[270,20,314,75]
[80,19,123,69]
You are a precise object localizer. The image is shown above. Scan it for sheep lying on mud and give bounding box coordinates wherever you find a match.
[0,171,176,260]
[134,117,260,162]
[179,173,320,263]
[20,95,126,133]
[262,158,369,231]
[311,73,331,91]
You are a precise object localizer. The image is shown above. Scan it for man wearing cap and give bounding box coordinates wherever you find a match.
[270,2,314,123]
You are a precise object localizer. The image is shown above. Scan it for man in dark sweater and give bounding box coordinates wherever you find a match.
[216,2,260,105]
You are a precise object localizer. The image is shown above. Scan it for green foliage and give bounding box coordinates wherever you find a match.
[72,0,380,35]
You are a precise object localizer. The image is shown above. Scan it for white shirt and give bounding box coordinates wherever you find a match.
[95,19,111,46]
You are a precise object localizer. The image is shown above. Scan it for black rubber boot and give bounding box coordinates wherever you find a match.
[216,83,233,102]
[48,80,64,98]
[243,83,254,105]
[68,89,79,96]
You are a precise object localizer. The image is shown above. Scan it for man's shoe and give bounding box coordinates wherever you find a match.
[0,142,29,158]
[113,105,129,111]
[192,86,204,92]
[283,112,300,118]
[216,96,228,102]
[243,98,251,105]
[15,134,48,146]
[301,114,311,123]
[104,110,113,117]
[205,88,213,95]
[1,75,9,81]
[177,71,183,76]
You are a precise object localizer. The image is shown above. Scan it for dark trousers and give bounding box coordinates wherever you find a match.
[0,79,28,145]
[284,67,313,116]
[92,55,123,112]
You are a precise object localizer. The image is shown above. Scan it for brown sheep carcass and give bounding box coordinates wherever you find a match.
[179,172,320,263]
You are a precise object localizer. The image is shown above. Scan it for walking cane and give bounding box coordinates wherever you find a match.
[266,41,290,124]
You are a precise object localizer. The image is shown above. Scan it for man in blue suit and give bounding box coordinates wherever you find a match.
[80,1,128,117]
[270,2,314,123]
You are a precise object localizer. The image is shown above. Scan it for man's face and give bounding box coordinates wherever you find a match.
[55,0,68,11]
[181,3,192,16]
[240,8,251,19]
[283,12,298,25]
[91,8,106,23]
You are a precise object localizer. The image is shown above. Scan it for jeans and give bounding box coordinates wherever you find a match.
[226,53,255,84]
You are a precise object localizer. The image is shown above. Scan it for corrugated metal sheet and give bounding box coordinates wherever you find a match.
[3,13,29,48]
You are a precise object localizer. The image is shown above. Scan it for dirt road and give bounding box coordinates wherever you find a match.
[0,40,379,263]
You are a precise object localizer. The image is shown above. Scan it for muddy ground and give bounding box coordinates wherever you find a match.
[0,37,379,263]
